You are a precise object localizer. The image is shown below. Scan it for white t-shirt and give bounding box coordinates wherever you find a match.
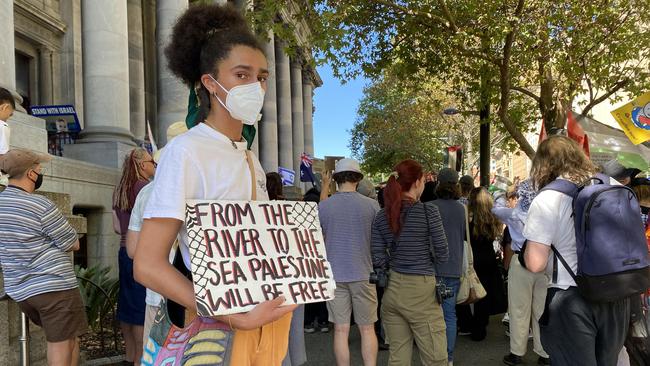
[143,123,268,270]
[523,177,619,289]
[0,120,10,154]
[128,182,176,306]
[523,186,576,289]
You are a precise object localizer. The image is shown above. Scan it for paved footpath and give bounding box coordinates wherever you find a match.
[304,314,543,365]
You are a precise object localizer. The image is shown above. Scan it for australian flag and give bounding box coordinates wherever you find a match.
[300,153,316,184]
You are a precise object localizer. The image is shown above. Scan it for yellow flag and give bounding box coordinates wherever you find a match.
[611,91,650,145]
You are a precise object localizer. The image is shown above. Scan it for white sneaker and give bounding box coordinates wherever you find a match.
[448,362,453,366]
[502,312,510,326]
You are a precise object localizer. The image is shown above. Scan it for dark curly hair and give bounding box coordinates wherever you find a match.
[435,181,461,200]
[0,87,15,109]
[332,171,363,185]
[165,4,265,124]
[265,172,284,200]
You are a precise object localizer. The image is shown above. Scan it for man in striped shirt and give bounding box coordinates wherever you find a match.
[0,149,87,366]
[319,158,380,366]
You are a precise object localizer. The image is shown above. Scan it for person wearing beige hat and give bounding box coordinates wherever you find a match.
[0,149,87,366]
[319,158,381,366]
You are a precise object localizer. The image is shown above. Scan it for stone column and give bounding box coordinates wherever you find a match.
[60,0,84,125]
[302,70,314,157]
[0,0,15,89]
[275,39,293,173]
[260,31,278,173]
[128,0,146,141]
[0,1,23,108]
[142,0,158,140]
[290,59,304,186]
[39,46,54,105]
[157,0,188,146]
[65,0,135,167]
[80,0,133,142]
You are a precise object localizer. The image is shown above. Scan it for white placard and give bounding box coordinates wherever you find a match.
[184,200,336,316]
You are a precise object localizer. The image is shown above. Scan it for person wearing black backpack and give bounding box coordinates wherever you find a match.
[522,136,649,366]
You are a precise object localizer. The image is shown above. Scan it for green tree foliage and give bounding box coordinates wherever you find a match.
[350,71,480,174]
[251,0,650,158]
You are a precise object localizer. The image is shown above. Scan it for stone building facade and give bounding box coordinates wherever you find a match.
[1,0,320,270]
[0,0,320,363]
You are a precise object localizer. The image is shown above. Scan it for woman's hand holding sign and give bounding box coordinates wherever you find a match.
[223,296,298,330]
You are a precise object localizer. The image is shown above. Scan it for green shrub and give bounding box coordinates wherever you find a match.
[75,264,119,330]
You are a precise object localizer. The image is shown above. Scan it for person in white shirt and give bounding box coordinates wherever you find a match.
[126,122,187,351]
[0,88,15,187]
[523,136,631,366]
[132,4,296,366]
[495,180,550,366]
[0,88,15,155]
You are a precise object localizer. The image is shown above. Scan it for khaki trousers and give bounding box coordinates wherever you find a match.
[381,271,447,366]
[508,259,549,357]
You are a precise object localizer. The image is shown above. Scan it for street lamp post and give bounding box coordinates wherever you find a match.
[443,107,490,187]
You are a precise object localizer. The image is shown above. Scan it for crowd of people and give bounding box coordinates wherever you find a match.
[0,3,647,366]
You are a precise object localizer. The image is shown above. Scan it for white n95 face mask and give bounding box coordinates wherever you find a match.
[209,75,265,125]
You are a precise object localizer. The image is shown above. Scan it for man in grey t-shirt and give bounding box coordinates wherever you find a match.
[319,158,380,366]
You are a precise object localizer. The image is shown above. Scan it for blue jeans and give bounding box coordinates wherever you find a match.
[438,276,461,361]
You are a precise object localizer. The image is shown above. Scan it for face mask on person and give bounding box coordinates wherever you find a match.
[30,171,43,190]
[209,75,265,125]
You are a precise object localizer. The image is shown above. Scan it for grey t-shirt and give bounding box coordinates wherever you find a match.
[431,198,466,278]
[318,191,380,282]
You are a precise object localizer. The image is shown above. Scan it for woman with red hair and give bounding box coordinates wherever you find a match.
[371,159,450,365]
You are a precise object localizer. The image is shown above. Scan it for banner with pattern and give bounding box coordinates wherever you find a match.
[611,91,650,145]
[184,200,336,316]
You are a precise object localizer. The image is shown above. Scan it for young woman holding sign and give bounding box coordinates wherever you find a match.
[133,4,296,365]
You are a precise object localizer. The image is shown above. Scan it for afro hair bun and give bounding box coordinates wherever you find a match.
[164,4,249,86]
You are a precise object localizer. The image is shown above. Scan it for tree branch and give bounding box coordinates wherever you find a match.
[511,86,541,103]
[371,0,451,29]
[437,0,458,33]
[582,58,594,104]
[498,0,535,158]
[580,79,630,116]
[458,49,501,66]
[370,0,501,66]
[577,8,633,61]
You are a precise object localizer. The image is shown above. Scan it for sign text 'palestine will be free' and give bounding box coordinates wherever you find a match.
[185,200,336,316]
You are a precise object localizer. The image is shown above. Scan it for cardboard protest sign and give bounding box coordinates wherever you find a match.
[184,200,336,316]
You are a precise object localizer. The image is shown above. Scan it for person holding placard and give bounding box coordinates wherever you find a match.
[133,4,296,366]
